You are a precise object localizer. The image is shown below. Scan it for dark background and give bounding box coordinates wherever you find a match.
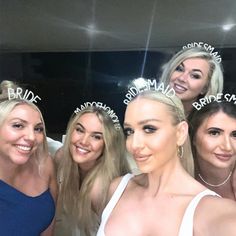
[0,48,235,140]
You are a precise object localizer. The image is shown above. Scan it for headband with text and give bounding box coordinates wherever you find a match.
[8,87,41,103]
[123,78,175,105]
[182,42,222,63]
[74,101,121,130]
[192,93,236,110]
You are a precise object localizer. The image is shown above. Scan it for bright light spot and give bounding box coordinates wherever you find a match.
[86,23,98,36]
[222,24,235,31]
[132,78,148,90]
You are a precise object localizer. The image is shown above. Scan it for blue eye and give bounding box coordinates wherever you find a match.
[175,65,184,72]
[123,127,133,137]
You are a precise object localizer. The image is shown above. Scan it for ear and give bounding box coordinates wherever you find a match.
[176,121,188,146]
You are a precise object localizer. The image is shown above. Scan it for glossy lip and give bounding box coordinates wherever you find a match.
[133,154,150,162]
[172,83,187,94]
[214,153,233,162]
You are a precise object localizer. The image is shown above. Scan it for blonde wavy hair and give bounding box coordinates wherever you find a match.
[57,106,130,235]
[160,47,224,98]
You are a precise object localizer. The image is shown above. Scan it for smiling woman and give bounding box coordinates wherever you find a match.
[189,99,236,201]
[54,104,130,236]
[160,46,224,116]
[96,90,236,236]
[0,99,57,236]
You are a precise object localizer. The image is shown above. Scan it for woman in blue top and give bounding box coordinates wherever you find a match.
[0,99,57,236]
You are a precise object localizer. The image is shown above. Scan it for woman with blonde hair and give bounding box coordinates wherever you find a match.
[55,105,130,236]
[97,89,236,236]
[160,46,224,116]
[0,99,57,235]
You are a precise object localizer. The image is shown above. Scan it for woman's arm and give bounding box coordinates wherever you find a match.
[196,196,236,235]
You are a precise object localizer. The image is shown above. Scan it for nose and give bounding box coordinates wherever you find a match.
[220,135,232,151]
[177,71,188,82]
[128,131,144,153]
[24,127,36,141]
[80,134,89,146]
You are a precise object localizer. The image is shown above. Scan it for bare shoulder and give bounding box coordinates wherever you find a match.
[108,174,135,199]
[195,196,236,235]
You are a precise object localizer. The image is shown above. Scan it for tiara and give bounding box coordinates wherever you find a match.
[74,101,121,130]
[192,93,236,110]
[8,87,41,103]
[123,78,175,105]
[182,42,222,63]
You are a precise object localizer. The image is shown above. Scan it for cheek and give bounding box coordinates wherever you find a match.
[37,134,44,144]
[189,80,207,91]
[70,130,80,142]
[170,72,178,82]
[93,142,104,156]
[195,137,214,155]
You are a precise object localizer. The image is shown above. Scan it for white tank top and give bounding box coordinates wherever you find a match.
[96,173,220,236]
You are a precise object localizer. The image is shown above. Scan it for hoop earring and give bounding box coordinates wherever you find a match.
[177,145,184,159]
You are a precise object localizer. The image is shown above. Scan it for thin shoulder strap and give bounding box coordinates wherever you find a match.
[178,189,220,236]
[99,173,134,232]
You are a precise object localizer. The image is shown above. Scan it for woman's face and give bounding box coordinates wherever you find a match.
[124,98,185,173]
[70,112,105,171]
[0,104,44,165]
[194,111,236,169]
[170,58,210,103]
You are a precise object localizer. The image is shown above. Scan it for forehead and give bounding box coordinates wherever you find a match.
[77,112,102,129]
[199,111,236,129]
[182,58,209,71]
[8,104,41,121]
[125,98,171,121]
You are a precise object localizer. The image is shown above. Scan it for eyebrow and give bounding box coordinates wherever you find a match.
[124,118,162,127]
[10,118,43,126]
[207,127,223,131]
[76,122,103,135]
[181,62,204,75]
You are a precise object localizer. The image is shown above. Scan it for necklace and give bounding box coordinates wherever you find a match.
[198,171,233,187]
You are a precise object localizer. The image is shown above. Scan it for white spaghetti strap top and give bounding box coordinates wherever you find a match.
[96,173,134,236]
[178,189,220,236]
[97,176,219,236]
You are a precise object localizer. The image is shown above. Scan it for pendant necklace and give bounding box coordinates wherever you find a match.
[198,171,233,187]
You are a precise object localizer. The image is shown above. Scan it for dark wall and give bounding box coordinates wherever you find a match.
[0,48,235,138]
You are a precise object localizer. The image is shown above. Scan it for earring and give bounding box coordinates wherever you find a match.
[177,145,184,158]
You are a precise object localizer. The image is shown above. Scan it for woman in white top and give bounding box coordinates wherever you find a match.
[97,89,236,236]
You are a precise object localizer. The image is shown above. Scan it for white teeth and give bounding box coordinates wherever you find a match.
[175,84,186,91]
[16,145,31,151]
[77,147,89,153]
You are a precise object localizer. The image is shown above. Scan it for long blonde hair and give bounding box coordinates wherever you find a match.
[58,106,130,235]
[131,90,194,176]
